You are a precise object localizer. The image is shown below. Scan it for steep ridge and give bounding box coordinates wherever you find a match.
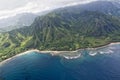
[0,1,120,61]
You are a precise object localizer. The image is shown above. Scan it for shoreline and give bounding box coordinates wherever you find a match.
[85,42,120,50]
[0,42,120,66]
[0,50,77,66]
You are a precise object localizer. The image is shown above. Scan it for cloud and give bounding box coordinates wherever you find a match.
[0,0,97,19]
[61,0,97,7]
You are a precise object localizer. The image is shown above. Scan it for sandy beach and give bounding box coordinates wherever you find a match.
[0,42,120,66]
[109,42,120,45]
[0,50,37,66]
[0,49,77,66]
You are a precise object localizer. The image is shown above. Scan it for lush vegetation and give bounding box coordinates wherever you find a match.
[0,7,120,62]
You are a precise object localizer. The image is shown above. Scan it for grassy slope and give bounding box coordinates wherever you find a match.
[0,11,120,62]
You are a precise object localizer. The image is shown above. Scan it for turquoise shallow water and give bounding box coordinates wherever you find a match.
[0,44,120,80]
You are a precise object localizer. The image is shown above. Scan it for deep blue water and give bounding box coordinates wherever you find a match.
[0,44,120,80]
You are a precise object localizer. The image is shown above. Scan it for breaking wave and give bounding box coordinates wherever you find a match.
[63,54,81,59]
[59,43,120,59]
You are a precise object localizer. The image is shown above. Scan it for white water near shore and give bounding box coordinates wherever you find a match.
[88,43,116,56]
[0,42,120,66]
[0,50,78,66]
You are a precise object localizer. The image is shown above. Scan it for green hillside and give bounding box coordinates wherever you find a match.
[0,10,120,62]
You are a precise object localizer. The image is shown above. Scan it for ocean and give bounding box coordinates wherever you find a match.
[0,43,120,80]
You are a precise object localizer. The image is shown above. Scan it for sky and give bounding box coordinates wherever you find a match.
[0,0,100,19]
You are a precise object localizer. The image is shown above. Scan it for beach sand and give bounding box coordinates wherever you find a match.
[0,42,120,66]
[0,49,77,66]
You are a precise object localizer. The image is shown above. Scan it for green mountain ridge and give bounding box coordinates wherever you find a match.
[0,10,120,61]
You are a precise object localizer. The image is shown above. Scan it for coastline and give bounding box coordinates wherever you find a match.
[0,49,77,66]
[0,42,120,66]
[86,42,120,50]
[0,50,39,66]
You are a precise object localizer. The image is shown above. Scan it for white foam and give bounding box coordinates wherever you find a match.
[88,46,114,56]
[89,52,97,56]
[63,54,81,59]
